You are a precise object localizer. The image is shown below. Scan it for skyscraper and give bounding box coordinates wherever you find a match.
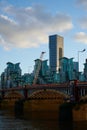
[49,34,64,72]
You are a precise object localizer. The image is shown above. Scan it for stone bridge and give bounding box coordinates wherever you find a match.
[0,82,87,102]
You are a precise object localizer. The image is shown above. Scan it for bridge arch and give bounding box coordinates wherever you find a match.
[4,91,24,100]
[29,89,69,103]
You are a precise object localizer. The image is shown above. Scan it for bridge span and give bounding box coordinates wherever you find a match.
[0,81,87,102]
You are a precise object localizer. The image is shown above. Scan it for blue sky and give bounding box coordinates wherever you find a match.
[0,0,87,74]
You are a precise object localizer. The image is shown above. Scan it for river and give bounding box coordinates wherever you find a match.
[0,110,87,130]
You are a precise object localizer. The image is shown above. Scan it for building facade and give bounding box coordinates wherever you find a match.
[59,57,78,82]
[1,62,21,88]
[83,59,87,81]
[49,34,64,73]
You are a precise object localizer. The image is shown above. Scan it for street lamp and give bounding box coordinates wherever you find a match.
[78,49,86,72]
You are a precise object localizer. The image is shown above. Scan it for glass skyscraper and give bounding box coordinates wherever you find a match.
[49,34,64,72]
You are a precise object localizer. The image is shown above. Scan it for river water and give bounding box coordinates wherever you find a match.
[0,110,87,130]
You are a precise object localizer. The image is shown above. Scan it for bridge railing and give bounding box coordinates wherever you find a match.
[0,81,87,100]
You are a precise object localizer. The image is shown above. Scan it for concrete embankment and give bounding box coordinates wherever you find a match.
[0,99,87,121]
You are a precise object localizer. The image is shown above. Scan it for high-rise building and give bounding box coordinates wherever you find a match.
[49,34,64,72]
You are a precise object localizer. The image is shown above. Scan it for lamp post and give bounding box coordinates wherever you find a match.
[78,49,86,72]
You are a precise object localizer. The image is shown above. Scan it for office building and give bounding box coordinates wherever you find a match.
[49,34,64,72]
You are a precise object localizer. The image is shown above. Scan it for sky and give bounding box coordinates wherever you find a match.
[0,0,87,75]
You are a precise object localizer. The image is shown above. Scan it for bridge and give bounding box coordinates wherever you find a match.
[0,81,87,102]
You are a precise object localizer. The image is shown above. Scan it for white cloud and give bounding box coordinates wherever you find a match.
[0,3,73,50]
[0,35,10,50]
[0,14,17,25]
[73,32,87,44]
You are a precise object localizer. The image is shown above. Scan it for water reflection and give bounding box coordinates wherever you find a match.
[0,110,87,130]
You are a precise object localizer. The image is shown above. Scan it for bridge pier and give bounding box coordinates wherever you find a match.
[23,86,28,99]
[59,103,73,122]
[14,99,24,117]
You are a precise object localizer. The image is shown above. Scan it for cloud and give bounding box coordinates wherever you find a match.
[0,3,73,50]
[78,16,87,29]
[73,32,87,44]
[76,0,87,9]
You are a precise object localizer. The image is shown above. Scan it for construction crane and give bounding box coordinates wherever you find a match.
[33,52,45,84]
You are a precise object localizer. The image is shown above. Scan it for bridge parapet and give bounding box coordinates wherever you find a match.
[0,82,87,101]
